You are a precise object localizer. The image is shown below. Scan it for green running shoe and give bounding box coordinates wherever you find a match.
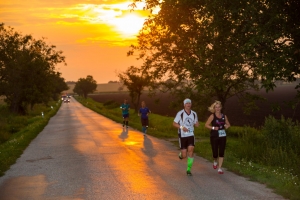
[187,170,192,176]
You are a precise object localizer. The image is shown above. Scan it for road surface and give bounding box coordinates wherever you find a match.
[0,98,285,200]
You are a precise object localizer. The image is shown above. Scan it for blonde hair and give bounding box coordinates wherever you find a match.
[208,100,222,113]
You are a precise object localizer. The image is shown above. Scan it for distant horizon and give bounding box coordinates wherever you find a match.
[66,78,300,85]
[66,80,122,84]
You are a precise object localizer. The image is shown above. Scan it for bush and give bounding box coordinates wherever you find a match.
[103,100,119,109]
[231,115,300,177]
[231,127,265,162]
[0,107,28,143]
[261,116,300,176]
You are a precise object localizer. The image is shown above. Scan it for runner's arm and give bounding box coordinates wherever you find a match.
[205,114,216,130]
[224,115,231,129]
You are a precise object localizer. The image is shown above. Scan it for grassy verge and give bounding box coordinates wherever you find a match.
[76,96,300,200]
[0,101,61,176]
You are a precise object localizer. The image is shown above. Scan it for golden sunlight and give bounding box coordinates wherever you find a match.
[72,2,148,39]
[112,13,145,37]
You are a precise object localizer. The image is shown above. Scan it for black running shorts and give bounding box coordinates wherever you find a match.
[178,135,195,149]
[141,118,149,126]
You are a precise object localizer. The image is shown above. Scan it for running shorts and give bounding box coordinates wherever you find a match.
[178,135,195,149]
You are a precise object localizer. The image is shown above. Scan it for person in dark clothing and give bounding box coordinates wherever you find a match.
[138,101,151,136]
[120,99,130,128]
[205,100,231,174]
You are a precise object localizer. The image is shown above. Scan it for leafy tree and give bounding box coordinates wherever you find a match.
[118,66,153,112]
[129,0,300,116]
[73,75,97,98]
[49,72,69,101]
[0,23,66,114]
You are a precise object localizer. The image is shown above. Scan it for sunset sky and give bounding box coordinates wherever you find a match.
[0,0,151,83]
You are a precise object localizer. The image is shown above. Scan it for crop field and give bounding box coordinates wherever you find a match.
[89,81,300,128]
[63,82,127,95]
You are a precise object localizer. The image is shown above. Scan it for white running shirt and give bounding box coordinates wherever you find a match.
[174,109,198,137]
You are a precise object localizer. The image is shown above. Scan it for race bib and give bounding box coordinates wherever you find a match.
[183,128,193,134]
[218,129,226,137]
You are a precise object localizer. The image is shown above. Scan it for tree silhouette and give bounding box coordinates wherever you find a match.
[0,23,67,114]
[129,0,300,115]
[118,66,153,112]
[73,75,97,98]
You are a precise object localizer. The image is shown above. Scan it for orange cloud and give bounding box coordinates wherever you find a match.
[0,0,148,83]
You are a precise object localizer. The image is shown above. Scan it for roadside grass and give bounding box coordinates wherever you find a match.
[75,96,300,200]
[0,101,61,176]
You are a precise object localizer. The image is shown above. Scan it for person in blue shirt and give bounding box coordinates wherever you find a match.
[120,99,130,128]
[138,101,151,136]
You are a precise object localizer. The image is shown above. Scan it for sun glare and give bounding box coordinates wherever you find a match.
[112,13,145,37]
[50,2,149,43]
[78,2,148,39]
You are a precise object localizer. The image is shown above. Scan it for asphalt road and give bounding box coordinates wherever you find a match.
[0,98,285,200]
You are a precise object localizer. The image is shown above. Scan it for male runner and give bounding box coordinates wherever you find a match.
[173,98,199,176]
[138,101,151,136]
[120,99,130,128]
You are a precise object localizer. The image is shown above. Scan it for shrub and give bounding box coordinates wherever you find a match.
[232,127,265,162]
[261,116,300,176]
[103,100,119,109]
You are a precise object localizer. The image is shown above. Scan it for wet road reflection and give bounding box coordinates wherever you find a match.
[0,98,285,200]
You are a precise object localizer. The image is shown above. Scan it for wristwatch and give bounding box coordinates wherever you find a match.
[180,126,184,130]
[212,126,215,130]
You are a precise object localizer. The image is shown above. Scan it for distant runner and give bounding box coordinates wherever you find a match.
[205,100,231,174]
[120,99,130,128]
[173,98,199,176]
[138,101,151,136]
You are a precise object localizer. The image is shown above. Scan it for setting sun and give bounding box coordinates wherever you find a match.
[1,0,148,83]
[70,3,149,40]
[112,13,145,37]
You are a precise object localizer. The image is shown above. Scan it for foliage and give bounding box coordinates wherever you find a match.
[118,66,154,112]
[49,72,69,101]
[261,116,300,173]
[271,89,300,121]
[73,75,97,98]
[103,100,120,109]
[0,100,61,176]
[129,0,300,114]
[231,115,300,189]
[0,23,68,114]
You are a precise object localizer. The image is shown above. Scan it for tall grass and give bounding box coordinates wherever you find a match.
[76,96,300,200]
[0,101,61,176]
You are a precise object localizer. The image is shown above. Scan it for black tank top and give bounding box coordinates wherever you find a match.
[210,113,226,137]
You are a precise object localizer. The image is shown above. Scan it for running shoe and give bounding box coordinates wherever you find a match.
[218,168,224,174]
[187,170,192,176]
[213,161,217,169]
[178,152,183,160]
